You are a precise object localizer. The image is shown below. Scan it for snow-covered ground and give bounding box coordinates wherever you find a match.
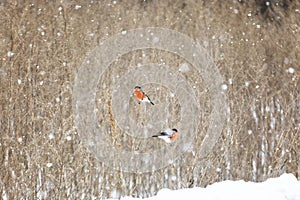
[120,174,300,200]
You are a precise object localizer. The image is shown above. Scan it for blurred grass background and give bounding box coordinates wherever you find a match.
[0,0,299,199]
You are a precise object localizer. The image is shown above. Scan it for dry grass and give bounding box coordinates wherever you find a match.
[0,0,299,199]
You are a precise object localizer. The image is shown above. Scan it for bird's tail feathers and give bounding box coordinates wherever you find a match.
[146,95,155,105]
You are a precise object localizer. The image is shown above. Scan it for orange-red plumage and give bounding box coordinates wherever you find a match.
[169,130,178,142]
[133,86,154,105]
[133,88,146,99]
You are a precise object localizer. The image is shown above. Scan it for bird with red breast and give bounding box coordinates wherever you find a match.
[133,86,154,105]
[152,128,178,143]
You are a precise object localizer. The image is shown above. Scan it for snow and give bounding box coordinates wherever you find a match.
[284,58,289,64]
[7,51,14,57]
[221,84,228,91]
[46,163,53,168]
[179,63,190,73]
[75,5,82,10]
[245,81,250,87]
[17,137,23,143]
[118,174,300,200]
[40,70,46,76]
[288,67,295,74]
[48,133,54,140]
[153,37,159,43]
[66,135,72,141]
[248,129,253,135]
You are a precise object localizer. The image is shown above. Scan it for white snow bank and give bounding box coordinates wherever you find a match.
[121,173,300,200]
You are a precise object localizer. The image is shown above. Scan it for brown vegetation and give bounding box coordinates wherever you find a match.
[0,0,299,199]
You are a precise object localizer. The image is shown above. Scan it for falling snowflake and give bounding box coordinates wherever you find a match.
[46,163,53,168]
[48,133,54,140]
[221,84,228,91]
[75,5,82,9]
[66,136,72,141]
[179,63,190,73]
[7,51,14,57]
[288,67,295,74]
[248,130,253,135]
[17,137,23,143]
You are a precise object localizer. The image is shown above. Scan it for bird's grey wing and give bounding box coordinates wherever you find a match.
[139,88,146,94]
[164,128,173,136]
[158,132,167,136]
